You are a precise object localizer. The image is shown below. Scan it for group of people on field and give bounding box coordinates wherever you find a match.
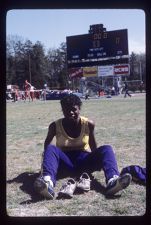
[8,79,133,103]
[7,80,40,102]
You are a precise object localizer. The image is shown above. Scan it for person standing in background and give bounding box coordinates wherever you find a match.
[124,82,131,98]
[24,80,32,102]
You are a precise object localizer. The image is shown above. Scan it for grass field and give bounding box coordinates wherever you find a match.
[6,93,146,216]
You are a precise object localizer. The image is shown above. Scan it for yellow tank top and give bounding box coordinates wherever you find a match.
[55,116,91,152]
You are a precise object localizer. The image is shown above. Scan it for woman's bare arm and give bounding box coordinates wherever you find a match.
[44,122,56,150]
[88,120,97,152]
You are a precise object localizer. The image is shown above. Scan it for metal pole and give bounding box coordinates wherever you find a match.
[29,54,31,84]
[139,61,142,82]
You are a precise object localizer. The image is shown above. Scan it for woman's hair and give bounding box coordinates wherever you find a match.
[60,94,82,109]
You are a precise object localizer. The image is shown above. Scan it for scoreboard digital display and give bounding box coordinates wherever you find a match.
[66,29,129,68]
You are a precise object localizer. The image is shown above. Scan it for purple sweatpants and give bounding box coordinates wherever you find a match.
[42,144,120,186]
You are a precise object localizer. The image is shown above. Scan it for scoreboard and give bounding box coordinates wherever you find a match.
[66,29,129,68]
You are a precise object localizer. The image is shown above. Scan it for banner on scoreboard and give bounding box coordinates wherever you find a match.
[114,64,130,75]
[98,65,114,77]
[83,66,97,77]
[68,67,83,78]
[98,64,130,76]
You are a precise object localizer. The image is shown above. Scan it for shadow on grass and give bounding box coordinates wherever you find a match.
[7,172,120,204]
[90,178,121,199]
[7,172,44,204]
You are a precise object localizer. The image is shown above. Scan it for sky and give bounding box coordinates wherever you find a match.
[6,9,145,54]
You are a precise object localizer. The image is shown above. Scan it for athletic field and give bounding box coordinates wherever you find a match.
[6,93,146,216]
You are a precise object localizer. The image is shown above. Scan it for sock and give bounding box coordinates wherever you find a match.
[43,175,54,187]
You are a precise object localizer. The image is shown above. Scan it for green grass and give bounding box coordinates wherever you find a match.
[6,94,146,216]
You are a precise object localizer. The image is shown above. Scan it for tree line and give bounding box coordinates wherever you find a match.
[6,35,68,90]
[6,35,146,90]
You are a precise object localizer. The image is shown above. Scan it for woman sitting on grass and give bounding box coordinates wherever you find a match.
[34,94,132,199]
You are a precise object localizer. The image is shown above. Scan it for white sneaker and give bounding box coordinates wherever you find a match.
[106,173,132,196]
[76,172,91,191]
[58,178,77,198]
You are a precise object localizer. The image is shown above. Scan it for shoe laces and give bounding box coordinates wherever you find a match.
[79,173,91,183]
[60,178,76,191]
[107,175,119,186]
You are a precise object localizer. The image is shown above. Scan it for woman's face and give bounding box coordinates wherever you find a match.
[62,105,80,122]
